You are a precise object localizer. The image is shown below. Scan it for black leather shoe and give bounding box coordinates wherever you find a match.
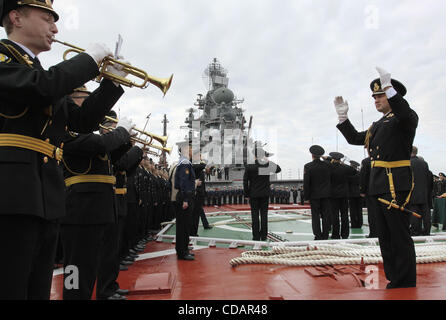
[116,289,130,296]
[187,251,195,257]
[119,264,128,271]
[125,256,135,262]
[178,254,195,261]
[107,293,126,300]
[204,226,213,230]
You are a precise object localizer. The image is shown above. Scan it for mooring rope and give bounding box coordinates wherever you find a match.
[230,243,446,267]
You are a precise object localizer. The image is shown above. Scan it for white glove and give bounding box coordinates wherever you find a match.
[106,57,130,87]
[85,43,113,65]
[376,66,392,90]
[117,116,135,133]
[334,96,349,122]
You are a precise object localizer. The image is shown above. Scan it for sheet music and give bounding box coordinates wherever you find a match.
[114,34,123,59]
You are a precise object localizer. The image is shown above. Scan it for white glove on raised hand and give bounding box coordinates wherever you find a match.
[334,96,349,123]
[117,116,135,133]
[85,43,113,65]
[376,67,392,90]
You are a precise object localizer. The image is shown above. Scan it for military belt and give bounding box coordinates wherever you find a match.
[65,175,116,187]
[371,160,414,212]
[371,160,411,169]
[0,133,63,161]
[115,188,127,195]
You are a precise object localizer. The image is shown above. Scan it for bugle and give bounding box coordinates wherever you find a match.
[99,123,172,155]
[104,116,168,147]
[53,38,173,95]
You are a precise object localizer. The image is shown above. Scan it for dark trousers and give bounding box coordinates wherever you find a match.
[125,202,138,250]
[0,215,59,300]
[407,203,431,236]
[191,197,210,235]
[366,196,379,237]
[175,200,194,257]
[373,193,416,288]
[331,197,349,239]
[61,224,108,300]
[250,197,269,241]
[293,196,297,204]
[118,214,129,261]
[97,219,122,299]
[349,197,363,228]
[310,198,331,240]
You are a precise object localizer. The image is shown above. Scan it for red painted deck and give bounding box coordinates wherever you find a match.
[51,242,446,300]
[50,204,446,300]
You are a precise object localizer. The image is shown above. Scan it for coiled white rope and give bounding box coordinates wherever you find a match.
[230,242,446,267]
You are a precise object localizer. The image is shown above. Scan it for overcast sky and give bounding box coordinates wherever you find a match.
[2,0,445,178]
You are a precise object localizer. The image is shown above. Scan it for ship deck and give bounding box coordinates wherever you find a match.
[50,204,446,301]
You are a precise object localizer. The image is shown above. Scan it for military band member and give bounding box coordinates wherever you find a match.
[104,116,143,298]
[335,67,418,288]
[0,0,124,300]
[60,109,134,300]
[304,145,332,240]
[116,145,144,270]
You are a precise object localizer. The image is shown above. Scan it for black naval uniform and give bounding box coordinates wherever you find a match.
[337,88,418,288]
[360,157,378,238]
[104,146,143,297]
[0,39,116,299]
[330,161,356,239]
[243,160,281,241]
[348,167,363,228]
[304,159,332,240]
[60,127,130,300]
[191,162,210,235]
[408,155,431,236]
[174,157,196,259]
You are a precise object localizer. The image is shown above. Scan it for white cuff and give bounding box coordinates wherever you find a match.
[385,87,397,99]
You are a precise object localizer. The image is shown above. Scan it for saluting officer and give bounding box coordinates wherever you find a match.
[303,145,332,240]
[0,0,121,300]
[335,67,418,288]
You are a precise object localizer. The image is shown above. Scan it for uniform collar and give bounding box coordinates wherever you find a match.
[9,39,36,59]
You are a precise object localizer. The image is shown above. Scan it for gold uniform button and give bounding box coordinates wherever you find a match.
[43,157,49,163]
[377,155,380,159]
[371,157,374,161]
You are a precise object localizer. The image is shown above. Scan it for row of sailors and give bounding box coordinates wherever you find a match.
[204,187,304,206]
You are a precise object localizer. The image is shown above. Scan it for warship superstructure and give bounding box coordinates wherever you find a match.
[180,58,254,182]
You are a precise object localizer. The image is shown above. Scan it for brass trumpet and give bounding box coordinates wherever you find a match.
[99,122,172,155]
[53,39,173,95]
[104,116,167,147]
